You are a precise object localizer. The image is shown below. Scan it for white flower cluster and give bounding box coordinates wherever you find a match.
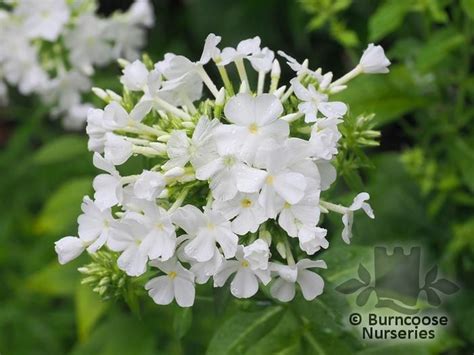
[0,0,154,129]
[55,34,390,307]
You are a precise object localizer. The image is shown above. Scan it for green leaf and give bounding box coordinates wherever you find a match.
[76,284,108,342]
[26,260,80,296]
[206,306,285,355]
[462,0,474,19]
[173,307,193,340]
[369,1,413,41]
[292,291,361,353]
[32,135,89,165]
[415,28,465,73]
[321,245,374,285]
[244,311,301,355]
[35,177,92,235]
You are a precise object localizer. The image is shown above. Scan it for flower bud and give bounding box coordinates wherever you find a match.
[359,43,391,74]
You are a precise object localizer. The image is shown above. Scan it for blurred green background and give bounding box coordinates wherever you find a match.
[0,0,473,354]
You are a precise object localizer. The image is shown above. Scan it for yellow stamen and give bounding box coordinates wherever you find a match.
[248,123,259,134]
[168,271,177,279]
[266,175,274,185]
[241,260,249,268]
[240,198,253,208]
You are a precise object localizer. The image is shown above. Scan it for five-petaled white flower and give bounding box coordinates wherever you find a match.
[172,206,238,262]
[214,244,271,298]
[146,258,195,307]
[213,192,267,235]
[270,259,327,302]
[216,93,288,164]
[291,78,347,123]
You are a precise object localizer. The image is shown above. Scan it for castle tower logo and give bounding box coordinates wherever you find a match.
[336,246,459,314]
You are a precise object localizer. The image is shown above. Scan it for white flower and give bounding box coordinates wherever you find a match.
[78,196,114,253]
[214,246,271,298]
[126,202,176,261]
[64,103,93,130]
[172,205,238,262]
[219,36,261,66]
[185,249,223,284]
[309,117,343,160]
[359,43,391,74]
[217,93,288,163]
[164,116,218,170]
[342,192,375,244]
[199,33,221,65]
[133,170,166,201]
[64,14,112,72]
[249,47,275,73]
[196,133,267,201]
[242,239,270,270]
[107,219,149,276]
[297,225,328,255]
[120,59,149,91]
[54,236,85,265]
[257,144,307,218]
[127,0,155,28]
[43,70,90,113]
[291,78,347,123]
[16,0,70,41]
[146,258,195,307]
[278,182,320,238]
[277,50,321,78]
[105,16,146,61]
[213,192,267,235]
[103,101,131,128]
[86,108,107,152]
[92,153,123,210]
[270,259,326,302]
[104,133,133,165]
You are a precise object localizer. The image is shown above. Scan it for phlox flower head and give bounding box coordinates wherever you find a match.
[55,33,390,307]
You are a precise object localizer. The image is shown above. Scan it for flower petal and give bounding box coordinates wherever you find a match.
[230,269,259,298]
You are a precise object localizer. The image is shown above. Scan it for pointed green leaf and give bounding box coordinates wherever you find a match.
[206,306,285,355]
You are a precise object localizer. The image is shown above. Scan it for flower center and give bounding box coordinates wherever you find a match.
[155,223,164,231]
[168,271,177,279]
[240,198,252,208]
[207,223,215,230]
[248,123,259,134]
[265,175,274,185]
[241,260,249,268]
[223,155,235,167]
